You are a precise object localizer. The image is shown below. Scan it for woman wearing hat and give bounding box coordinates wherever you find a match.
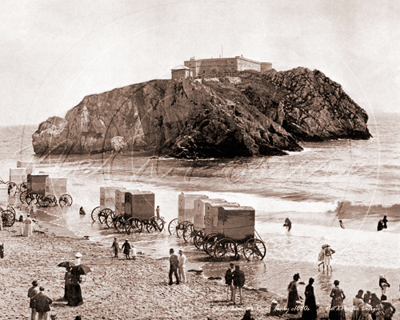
[329,280,346,320]
[287,273,302,314]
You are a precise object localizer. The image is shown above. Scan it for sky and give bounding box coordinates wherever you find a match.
[1,0,399,126]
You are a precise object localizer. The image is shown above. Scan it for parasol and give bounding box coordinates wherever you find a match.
[71,264,91,275]
[321,244,329,249]
[57,261,76,268]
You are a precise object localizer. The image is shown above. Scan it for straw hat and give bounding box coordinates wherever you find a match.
[75,252,82,258]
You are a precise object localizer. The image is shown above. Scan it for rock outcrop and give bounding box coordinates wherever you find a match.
[32,67,371,158]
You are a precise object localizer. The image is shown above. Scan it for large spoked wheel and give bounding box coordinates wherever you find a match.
[126,218,143,234]
[214,238,238,260]
[105,210,115,228]
[59,194,73,207]
[243,238,267,261]
[193,230,205,249]
[26,193,37,205]
[47,194,58,207]
[113,215,126,233]
[182,224,194,243]
[37,194,50,208]
[150,217,165,232]
[146,220,156,233]
[99,208,113,226]
[91,206,100,222]
[20,191,27,204]
[203,233,219,257]
[168,218,178,235]
[2,210,16,227]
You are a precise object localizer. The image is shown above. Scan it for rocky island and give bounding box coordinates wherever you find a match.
[32,67,371,158]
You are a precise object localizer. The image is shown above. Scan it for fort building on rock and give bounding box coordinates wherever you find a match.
[171,55,272,79]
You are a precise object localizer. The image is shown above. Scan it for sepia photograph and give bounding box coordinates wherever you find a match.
[0,1,399,319]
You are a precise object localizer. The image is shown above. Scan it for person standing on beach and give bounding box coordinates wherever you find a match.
[301,277,317,320]
[64,267,74,302]
[111,237,119,258]
[31,287,52,320]
[28,280,39,320]
[287,273,301,314]
[232,265,245,305]
[225,263,234,301]
[68,267,83,306]
[324,245,335,272]
[23,214,33,237]
[379,275,391,296]
[351,289,364,320]
[178,249,187,283]
[169,248,179,285]
[156,205,161,219]
[329,280,346,320]
[339,220,345,229]
[283,218,292,232]
[121,239,131,260]
[382,216,388,229]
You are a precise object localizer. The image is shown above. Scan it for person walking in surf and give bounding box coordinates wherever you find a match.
[283,218,292,232]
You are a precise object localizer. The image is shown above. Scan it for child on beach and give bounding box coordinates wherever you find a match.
[121,239,131,260]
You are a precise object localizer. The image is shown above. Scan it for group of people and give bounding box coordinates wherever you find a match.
[282,272,397,320]
[168,248,187,285]
[28,281,53,320]
[318,244,336,272]
[351,287,396,320]
[111,238,137,260]
[224,263,246,305]
[377,216,389,232]
[19,214,34,237]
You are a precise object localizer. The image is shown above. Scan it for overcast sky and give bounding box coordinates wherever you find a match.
[1,0,399,126]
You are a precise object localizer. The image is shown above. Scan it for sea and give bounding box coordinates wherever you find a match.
[1,112,400,311]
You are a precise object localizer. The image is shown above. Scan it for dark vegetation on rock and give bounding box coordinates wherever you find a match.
[32,67,371,158]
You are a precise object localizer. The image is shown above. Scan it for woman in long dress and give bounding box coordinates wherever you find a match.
[287,273,301,314]
[67,267,83,306]
[301,278,317,320]
[329,280,346,320]
[351,290,364,320]
[23,214,33,237]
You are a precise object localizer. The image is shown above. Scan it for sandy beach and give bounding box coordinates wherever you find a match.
[0,219,286,320]
[0,205,397,319]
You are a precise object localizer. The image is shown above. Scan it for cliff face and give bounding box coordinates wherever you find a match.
[32,67,371,158]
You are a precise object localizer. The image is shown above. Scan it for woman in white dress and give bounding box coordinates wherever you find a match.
[23,214,33,237]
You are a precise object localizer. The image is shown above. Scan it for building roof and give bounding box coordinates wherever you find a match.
[171,65,190,70]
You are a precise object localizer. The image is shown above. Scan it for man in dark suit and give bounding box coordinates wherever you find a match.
[31,287,52,320]
[169,248,180,285]
[225,263,234,301]
[28,280,39,320]
[232,265,245,305]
